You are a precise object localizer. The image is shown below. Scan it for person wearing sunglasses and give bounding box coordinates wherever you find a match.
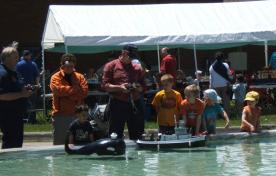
[102,44,145,140]
[50,54,88,145]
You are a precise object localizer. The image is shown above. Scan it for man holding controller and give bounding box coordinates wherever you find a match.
[102,44,145,140]
[0,42,33,149]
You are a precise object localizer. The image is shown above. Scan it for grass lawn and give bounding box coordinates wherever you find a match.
[24,114,276,132]
[24,124,52,132]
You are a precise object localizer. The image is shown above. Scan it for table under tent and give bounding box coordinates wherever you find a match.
[41,0,276,117]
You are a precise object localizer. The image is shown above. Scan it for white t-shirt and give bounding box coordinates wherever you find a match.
[209,62,230,88]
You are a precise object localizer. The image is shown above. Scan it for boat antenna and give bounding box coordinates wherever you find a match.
[174,114,177,128]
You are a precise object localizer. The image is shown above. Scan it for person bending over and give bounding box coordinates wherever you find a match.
[203,89,230,135]
[181,84,205,136]
[241,91,261,133]
[152,74,182,134]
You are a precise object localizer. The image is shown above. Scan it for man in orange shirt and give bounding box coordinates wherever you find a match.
[50,54,88,145]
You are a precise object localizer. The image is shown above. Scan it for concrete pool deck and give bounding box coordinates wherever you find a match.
[3,124,276,142]
[1,127,276,154]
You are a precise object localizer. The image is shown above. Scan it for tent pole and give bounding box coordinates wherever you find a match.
[41,45,46,119]
[65,45,68,54]
[193,43,199,73]
[193,42,199,85]
[177,48,181,70]
[157,44,161,73]
[40,8,50,120]
[265,40,268,67]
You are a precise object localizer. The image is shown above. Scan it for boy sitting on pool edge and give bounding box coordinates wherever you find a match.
[67,105,94,146]
[202,89,230,135]
[152,74,182,134]
[241,91,261,133]
[181,84,205,136]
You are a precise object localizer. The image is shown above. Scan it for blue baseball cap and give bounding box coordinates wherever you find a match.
[204,89,221,103]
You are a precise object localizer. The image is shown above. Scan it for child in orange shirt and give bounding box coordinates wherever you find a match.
[181,84,205,136]
[241,91,261,133]
[152,74,183,134]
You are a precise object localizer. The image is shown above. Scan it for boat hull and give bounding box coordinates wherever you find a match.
[136,136,206,149]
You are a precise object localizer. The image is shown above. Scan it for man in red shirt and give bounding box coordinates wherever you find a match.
[102,44,145,140]
[160,47,177,78]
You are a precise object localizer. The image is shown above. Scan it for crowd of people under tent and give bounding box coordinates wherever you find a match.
[0,42,270,149]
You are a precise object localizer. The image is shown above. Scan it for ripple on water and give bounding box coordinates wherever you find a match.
[1,138,276,176]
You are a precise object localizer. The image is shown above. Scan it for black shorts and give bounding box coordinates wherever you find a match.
[159,126,175,135]
[186,125,196,136]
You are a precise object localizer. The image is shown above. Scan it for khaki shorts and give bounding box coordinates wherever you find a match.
[52,116,76,145]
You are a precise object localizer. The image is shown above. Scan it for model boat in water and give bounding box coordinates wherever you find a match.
[65,133,126,155]
[137,120,206,149]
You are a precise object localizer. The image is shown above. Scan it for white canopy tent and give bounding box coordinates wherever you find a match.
[43,1,276,50]
[42,0,276,116]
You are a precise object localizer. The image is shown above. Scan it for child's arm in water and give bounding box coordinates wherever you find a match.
[221,110,230,128]
[256,107,261,132]
[256,118,261,132]
[256,110,261,132]
[241,109,255,132]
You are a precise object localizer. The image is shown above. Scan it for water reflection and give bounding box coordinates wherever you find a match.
[215,138,264,176]
[45,153,134,176]
[1,138,276,176]
[143,152,159,176]
[139,148,220,176]
[241,139,262,176]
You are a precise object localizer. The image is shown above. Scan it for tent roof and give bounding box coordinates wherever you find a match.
[42,0,276,53]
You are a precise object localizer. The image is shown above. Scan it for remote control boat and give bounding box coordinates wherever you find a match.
[137,120,206,149]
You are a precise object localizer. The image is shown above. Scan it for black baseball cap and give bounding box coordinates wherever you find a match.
[123,44,138,58]
[123,44,138,53]
[23,50,31,56]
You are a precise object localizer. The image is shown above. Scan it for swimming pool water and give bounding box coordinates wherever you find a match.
[0,137,276,176]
